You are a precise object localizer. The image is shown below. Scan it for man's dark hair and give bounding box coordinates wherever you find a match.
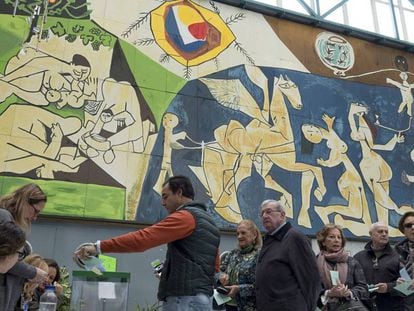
[71,54,91,68]
[163,175,195,200]
[398,210,414,233]
[0,221,26,257]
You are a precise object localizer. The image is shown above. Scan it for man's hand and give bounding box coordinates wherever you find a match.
[219,273,229,286]
[375,283,388,293]
[225,285,240,298]
[74,243,97,260]
[29,268,48,284]
[329,284,350,298]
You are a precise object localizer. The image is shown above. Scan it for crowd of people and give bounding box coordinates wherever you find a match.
[1,177,414,311]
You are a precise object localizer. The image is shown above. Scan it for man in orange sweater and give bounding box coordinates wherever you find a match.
[75,175,220,310]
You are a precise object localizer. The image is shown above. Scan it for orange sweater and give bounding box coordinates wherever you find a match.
[100,210,219,270]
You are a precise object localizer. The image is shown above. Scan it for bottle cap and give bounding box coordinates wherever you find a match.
[45,285,56,291]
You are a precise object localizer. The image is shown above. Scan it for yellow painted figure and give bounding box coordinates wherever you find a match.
[348,103,412,236]
[153,113,187,194]
[0,104,85,178]
[0,48,94,109]
[302,114,372,236]
[193,66,326,224]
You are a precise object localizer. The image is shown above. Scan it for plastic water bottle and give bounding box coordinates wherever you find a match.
[39,285,57,311]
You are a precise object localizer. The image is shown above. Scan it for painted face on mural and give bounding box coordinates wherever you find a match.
[70,64,91,81]
[302,124,323,144]
[162,113,179,129]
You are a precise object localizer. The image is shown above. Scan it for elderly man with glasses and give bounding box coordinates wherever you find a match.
[395,211,414,311]
[255,199,321,311]
[354,222,403,311]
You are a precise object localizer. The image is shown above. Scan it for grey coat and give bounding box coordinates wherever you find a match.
[0,209,37,311]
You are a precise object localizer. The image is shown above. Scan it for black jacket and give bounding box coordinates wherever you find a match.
[255,222,320,311]
[354,241,403,311]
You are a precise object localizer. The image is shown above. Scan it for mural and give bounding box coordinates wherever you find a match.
[0,0,413,237]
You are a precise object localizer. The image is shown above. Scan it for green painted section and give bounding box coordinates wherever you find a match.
[119,39,187,127]
[0,176,125,220]
[0,14,28,67]
[45,17,116,51]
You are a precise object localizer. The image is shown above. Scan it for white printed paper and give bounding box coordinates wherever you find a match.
[400,267,412,281]
[213,289,232,306]
[98,282,116,299]
[394,281,414,297]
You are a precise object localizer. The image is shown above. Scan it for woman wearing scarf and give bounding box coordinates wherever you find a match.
[219,220,262,311]
[316,224,369,310]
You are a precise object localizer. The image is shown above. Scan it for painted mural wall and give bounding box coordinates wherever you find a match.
[0,0,413,237]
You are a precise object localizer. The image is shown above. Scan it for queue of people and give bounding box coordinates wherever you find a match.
[1,178,414,311]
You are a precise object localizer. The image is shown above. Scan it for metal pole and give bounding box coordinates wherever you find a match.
[389,0,400,40]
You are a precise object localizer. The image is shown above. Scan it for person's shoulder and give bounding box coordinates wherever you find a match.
[287,226,309,241]
[0,208,13,221]
[347,256,362,268]
[394,238,408,253]
[354,249,368,260]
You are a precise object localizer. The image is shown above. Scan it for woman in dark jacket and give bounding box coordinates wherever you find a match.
[316,224,369,310]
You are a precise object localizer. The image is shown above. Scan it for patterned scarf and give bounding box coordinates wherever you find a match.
[317,248,349,289]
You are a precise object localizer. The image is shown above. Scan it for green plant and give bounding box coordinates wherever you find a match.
[136,301,161,311]
[57,266,71,311]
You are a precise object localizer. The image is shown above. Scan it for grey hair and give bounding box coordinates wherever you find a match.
[261,199,285,212]
[369,222,388,234]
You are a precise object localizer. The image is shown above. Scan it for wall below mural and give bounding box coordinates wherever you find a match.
[0,0,413,237]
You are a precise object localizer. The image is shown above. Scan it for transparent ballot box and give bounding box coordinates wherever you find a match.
[70,271,130,311]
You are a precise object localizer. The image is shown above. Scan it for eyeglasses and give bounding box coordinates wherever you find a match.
[17,250,26,261]
[403,223,414,229]
[30,204,42,216]
[260,209,280,217]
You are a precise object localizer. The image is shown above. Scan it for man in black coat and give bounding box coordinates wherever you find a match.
[354,222,403,311]
[255,200,320,311]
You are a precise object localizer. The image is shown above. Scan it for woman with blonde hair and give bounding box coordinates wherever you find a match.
[20,254,49,310]
[219,219,262,311]
[0,183,47,233]
[0,183,48,311]
[316,224,369,311]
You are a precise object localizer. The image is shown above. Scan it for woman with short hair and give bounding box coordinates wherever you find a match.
[316,224,369,310]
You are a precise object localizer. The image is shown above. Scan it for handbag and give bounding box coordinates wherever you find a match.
[337,299,369,311]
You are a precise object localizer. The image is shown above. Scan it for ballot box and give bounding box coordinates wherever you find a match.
[70,271,130,311]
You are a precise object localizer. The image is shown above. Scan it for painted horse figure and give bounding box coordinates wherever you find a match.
[192,66,326,224]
